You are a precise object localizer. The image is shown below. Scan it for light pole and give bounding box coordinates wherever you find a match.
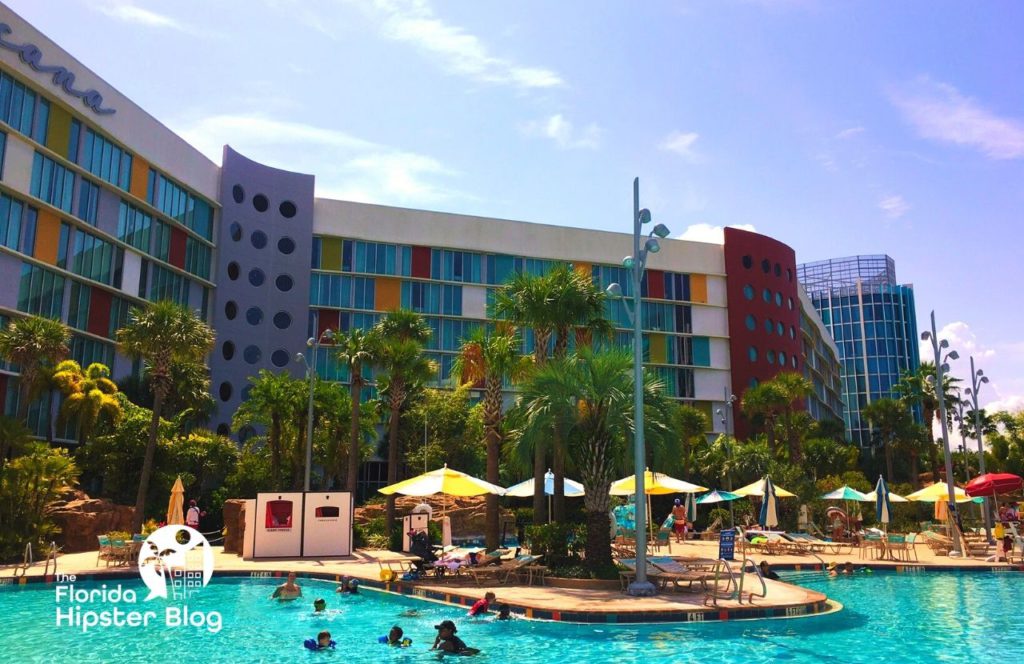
[921,310,962,556]
[965,355,992,542]
[715,392,737,527]
[295,328,334,492]
[606,177,670,597]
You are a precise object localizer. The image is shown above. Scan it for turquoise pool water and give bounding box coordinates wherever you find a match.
[0,572,1021,663]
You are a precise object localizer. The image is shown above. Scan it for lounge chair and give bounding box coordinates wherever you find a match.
[96,536,113,567]
[786,532,850,555]
[699,517,723,541]
[649,557,718,592]
[920,530,954,556]
[1007,524,1024,564]
[464,555,541,586]
[108,538,131,566]
[950,521,990,558]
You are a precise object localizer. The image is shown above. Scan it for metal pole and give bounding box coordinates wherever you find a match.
[970,356,993,542]
[304,339,317,493]
[930,310,962,556]
[628,177,655,596]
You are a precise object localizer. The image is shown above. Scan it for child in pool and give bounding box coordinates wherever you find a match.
[313,598,327,613]
[304,630,336,650]
[378,625,412,647]
[496,604,512,620]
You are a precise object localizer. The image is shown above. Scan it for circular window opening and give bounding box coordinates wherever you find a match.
[243,345,262,364]
[787,268,793,282]
[249,268,265,287]
[229,222,242,242]
[225,301,238,320]
[749,377,759,388]
[276,274,294,292]
[216,423,230,436]
[766,349,776,365]
[788,297,794,310]
[743,285,754,301]
[253,194,269,213]
[246,307,264,326]
[779,352,788,367]
[745,314,756,331]
[227,262,240,280]
[271,349,290,368]
[278,237,296,255]
[273,311,292,329]
[218,382,232,402]
[761,259,771,273]
[775,292,783,306]
[762,288,771,303]
[279,201,297,218]
[232,185,245,204]
[251,230,268,249]
[777,321,784,336]
[774,263,782,277]
[748,346,758,362]
[791,356,798,368]
[222,340,235,360]
[790,326,796,339]
[764,318,773,335]
[742,255,753,269]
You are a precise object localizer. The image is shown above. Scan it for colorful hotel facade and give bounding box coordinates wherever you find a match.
[0,6,842,447]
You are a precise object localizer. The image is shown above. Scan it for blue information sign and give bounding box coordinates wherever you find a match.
[718,528,736,561]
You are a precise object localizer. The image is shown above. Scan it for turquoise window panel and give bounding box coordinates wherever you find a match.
[691,337,711,367]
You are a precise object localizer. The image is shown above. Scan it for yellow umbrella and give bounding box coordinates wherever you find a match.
[166,476,185,526]
[609,469,707,495]
[378,465,506,497]
[733,477,796,498]
[905,482,975,503]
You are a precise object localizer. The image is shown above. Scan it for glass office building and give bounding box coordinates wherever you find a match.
[797,255,920,446]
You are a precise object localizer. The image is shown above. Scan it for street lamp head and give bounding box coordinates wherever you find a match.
[715,408,723,416]
[306,337,316,347]
[965,388,973,396]
[981,376,990,384]
[322,328,335,341]
[638,208,652,225]
[939,339,949,349]
[294,352,305,364]
[652,223,670,238]
[976,369,985,376]
[941,363,951,373]
[947,350,959,360]
[921,331,931,341]
[622,256,635,270]
[606,283,623,299]
[645,238,661,254]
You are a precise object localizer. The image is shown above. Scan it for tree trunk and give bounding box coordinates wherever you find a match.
[132,389,164,533]
[532,440,547,524]
[384,388,403,545]
[552,422,566,522]
[584,509,613,572]
[346,374,362,495]
[884,438,895,484]
[15,371,32,426]
[485,427,501,551]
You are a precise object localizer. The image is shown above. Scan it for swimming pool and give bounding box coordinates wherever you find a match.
[0,571,1021,663]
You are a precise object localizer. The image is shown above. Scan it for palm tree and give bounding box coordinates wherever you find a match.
[374,310,434,539]
[862,397,914,482]
[676,404,710,478]
[740,382,787,455]
[51,360,121,445]
[895,362,959,481]
[772,372,814,464]
[492,270,555,523]
[452,326,531,549]
[0,315,70,424]
[336,328,379,495]
[233,370,305,489]
[0,415,32,467]
[117,301,214,532]
[516,349,679,572]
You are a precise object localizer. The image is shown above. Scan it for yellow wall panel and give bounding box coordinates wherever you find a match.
[130,156,149,201]
[573,262,591,279]
[375,277,401,311]
[34,210,60,265]
[321,237,342,271]
[649,333,667,364]
[45,105,71,156]
[690,274,708,303]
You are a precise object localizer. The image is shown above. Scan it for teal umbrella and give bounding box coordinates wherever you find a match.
[696,490,741,504]
[820,486,869,501]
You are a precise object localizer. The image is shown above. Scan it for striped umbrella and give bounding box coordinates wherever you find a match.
[696,490,741,504]
[684,492,698,522]
[875,475,892,530]
[758,476,779,529]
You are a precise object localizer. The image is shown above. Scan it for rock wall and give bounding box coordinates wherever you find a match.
[222,499,247,554]
[47,490,135,553]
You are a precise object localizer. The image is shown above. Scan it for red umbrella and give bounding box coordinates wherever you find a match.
[965,473,1023,498]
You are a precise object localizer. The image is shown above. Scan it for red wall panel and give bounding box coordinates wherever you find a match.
[646,269,665,299]
[317,309,339,340]
[169,227,187,269]
[87,289,112,338]
[411,246,431,279]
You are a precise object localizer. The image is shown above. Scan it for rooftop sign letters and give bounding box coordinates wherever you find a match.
[0,23,115,115]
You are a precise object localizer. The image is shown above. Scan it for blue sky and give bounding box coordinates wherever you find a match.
[12,0,1024,417]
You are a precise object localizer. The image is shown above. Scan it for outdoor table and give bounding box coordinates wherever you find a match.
[522,565,548,586]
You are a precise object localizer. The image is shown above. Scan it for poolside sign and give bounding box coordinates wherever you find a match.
[718,529,736,561]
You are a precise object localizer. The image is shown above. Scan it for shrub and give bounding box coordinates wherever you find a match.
[524,522,584,568]
[0,444,78,562]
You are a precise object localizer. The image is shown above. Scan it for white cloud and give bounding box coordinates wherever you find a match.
[675,223,757,244]
[835,126,865,140]
[986,395,1024,415]
[92,1,195,33]
[521,114,602,150]
[878,194,909,219]
[175,113,464,205]
[352,0,563,89]
[890,77,1024,159]
[659,131,700,160]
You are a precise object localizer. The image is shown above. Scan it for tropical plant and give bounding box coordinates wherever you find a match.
[514,349,680,573]
[0,443,78,561]
[862,398,915,483]
[232,370,306,490]
[894,362,959,481]
[0,315,70,423]
[402,387,485,476]
[452,326,531,549]
[116,301,215,532]
[676,404,710,478]
[741,381,787,455]
[373,310,434,539]
[312,378,378,490]
[118,360,215,428]
[336,328,379,493]
[0,415,32,468]
[51,361,121,445]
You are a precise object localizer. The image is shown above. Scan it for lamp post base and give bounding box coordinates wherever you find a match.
[627,580,658,597]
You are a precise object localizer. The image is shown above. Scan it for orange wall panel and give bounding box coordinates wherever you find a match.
[375,277,401,311]
[690,274,708,304]
[33,210,61,265]
[130,156,149,201]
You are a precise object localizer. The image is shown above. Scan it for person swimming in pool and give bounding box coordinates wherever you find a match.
[271,572,302,600]
[432,620,478,655]
[496,604,512,621]
[313,598,327,613]
[378,625,412,647]
[304,630,336,650]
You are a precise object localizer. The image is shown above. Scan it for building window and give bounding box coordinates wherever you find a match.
[243,345,262,364]
[17,262,65,318]
[118,200,152,251]
[71,229,116,285]
[745,314,756,331]
[80,128,132,190]
[248,268,265,287]
[184,237,211,280]
[743,285,754,300]
[764,318,773,335]
[0,72,44,138]
[742,255,752,269]
[0,192,27,251]
[148,264,189,304]
[761,259,771,273]
[251,230,267,249]
[762,288,771,303]
[30,152,75,213]
[748,346,758,362]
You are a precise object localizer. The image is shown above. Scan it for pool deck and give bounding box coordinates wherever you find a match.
[3,539,1017,624]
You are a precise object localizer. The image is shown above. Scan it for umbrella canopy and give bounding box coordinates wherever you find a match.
[734,477,796,498]
[696,490,741,504]
[505,470,585,498]
[166,476,185,526]
[684,492,698,521]
[378,465,505,497]
[609,469,707,496]
[758,476,779,528]
[862,490,908,503]
[905,482,978,503]
[820,486,869,501]
[874,476,892,526]
[965,473,1023,498]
